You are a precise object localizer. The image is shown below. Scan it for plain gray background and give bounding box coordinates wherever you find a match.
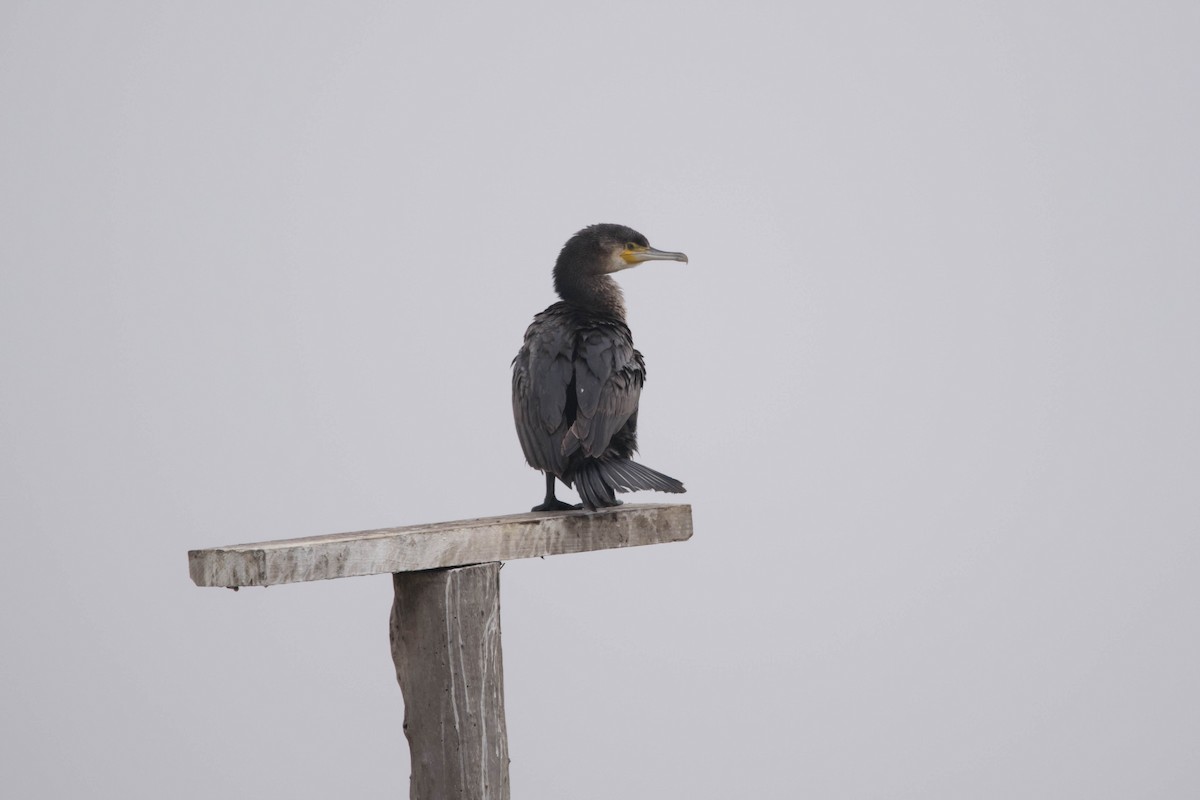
[2,2,1197,797]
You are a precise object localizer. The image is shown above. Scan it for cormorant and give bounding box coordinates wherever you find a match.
[512,223,687,511]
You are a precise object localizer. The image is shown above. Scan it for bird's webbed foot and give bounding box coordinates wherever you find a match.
[531,499,582,512]
[531,472,583,512]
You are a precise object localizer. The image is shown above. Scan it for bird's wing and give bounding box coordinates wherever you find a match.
[562,321,644,458]
[512,309,575,475]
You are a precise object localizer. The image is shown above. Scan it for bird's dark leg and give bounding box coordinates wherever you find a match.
[531,472,580,512]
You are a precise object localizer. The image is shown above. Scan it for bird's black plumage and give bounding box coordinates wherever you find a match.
[512,224,687,511]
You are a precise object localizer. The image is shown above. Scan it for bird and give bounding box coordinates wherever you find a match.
[512,223,687,512]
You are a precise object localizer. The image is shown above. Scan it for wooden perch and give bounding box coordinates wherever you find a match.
[188,502,692,588]
[188,502,692,800]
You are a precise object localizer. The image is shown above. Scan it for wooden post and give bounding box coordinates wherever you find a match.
[188,503,692,798]
[390,564,509,800]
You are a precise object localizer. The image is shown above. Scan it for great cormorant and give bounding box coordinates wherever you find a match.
[512,223,687,511]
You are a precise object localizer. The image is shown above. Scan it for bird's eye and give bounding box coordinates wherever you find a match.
[626,242,638,250]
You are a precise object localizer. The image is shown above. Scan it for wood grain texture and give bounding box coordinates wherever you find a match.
[391,563,509,800]
[189,503,691,588]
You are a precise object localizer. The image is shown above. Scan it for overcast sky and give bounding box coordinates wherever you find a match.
[2,2,1198,798]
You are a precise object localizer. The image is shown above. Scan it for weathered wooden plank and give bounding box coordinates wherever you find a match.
[391,563,508,800]
[189,503,691,588]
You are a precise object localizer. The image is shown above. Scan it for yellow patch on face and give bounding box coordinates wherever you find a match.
[620,246,646,264]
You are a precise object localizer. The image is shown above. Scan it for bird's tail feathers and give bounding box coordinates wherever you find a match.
[573,458,686,511]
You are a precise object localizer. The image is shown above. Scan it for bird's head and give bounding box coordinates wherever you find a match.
[556,223,689,277]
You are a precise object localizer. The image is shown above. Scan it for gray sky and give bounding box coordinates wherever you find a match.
[2,2,1198,797]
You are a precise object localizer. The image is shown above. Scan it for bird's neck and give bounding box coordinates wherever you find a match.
[554,273,627,320]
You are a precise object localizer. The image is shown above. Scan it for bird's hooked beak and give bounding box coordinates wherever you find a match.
[620,245,689,265]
